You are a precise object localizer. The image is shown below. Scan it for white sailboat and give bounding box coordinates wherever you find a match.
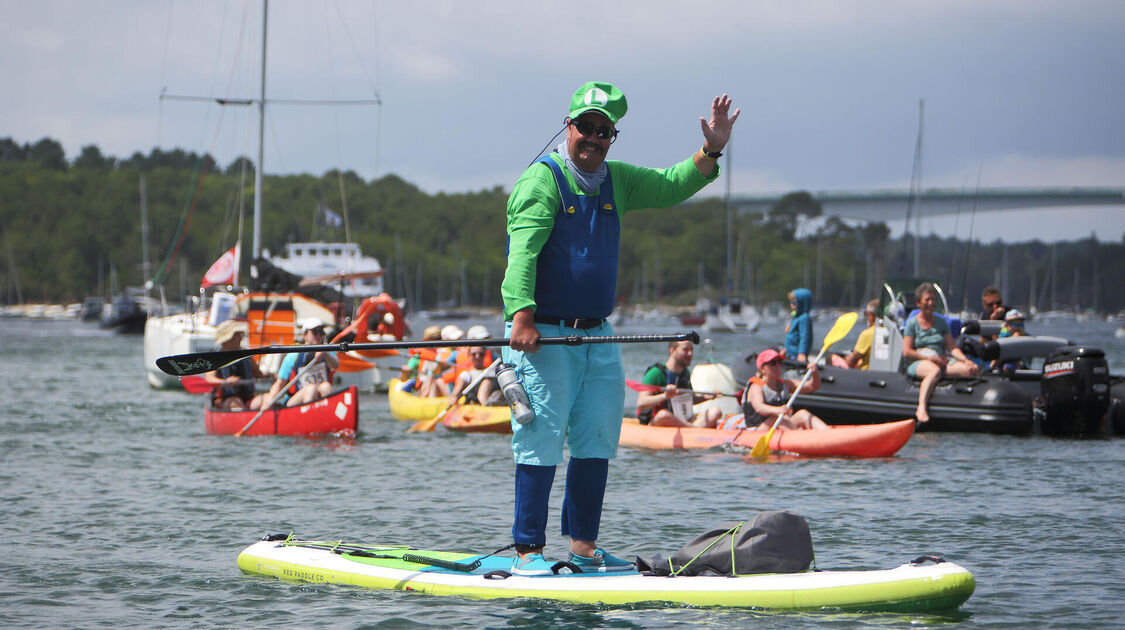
[143,0,385,390]
[702,297,761,333]
[703,143,760,333]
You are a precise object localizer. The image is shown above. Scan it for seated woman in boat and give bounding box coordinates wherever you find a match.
[903,282,980,423]
[265,318,339,407]
[741,348,829,430]
[636,340,723,428]
[449,346,504,405]
[204,319,266,410]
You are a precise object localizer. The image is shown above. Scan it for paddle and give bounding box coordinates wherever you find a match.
[180,374,269,394]
[749,312,858,458]
[407,357,502,433]
[233,358,324,437]
[625,379,738,399]
[156,331,700,376]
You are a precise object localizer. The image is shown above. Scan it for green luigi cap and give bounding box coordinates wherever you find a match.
[569,81,628,124]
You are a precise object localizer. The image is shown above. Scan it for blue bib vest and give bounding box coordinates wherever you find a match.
[532,156,620,319]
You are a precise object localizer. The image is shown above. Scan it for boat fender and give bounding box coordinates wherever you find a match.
[910,555,948,565]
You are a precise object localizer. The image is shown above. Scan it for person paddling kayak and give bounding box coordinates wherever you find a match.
[501,81,739,576]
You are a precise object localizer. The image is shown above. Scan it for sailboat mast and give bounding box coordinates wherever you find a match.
[252,0,268,259]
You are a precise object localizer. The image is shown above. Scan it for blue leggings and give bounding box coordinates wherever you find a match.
[513,458,608,547]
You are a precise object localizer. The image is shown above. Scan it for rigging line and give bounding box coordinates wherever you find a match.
[318,2,354,245]
[959,163,982,312]
[149,1,250,287]
[331,0,383,101]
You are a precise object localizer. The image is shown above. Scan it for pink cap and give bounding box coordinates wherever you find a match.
[756,348,784,370]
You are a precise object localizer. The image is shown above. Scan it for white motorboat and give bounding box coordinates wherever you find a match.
[267,242,385,299]
[702,298,761,333]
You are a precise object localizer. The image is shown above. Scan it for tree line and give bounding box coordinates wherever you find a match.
[2,136,1123,315]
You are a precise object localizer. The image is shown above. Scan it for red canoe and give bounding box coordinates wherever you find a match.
[618,418,915,458]
[204,386,359,436]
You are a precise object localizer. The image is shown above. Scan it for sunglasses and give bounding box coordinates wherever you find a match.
[984,300,1001,308]
[763,359,781,367]
[569,119,618,142]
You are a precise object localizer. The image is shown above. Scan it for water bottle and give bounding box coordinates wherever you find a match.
[495,363,535,425]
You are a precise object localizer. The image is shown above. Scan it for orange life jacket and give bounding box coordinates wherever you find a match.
[444,348,495,385]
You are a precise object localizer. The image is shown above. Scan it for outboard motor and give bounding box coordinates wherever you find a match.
[1038,346,1111,436]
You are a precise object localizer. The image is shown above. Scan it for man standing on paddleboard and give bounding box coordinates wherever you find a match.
[501,81,739,575]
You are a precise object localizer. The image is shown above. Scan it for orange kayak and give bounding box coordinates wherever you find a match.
[442,405,512,434]
[618,418,914,458]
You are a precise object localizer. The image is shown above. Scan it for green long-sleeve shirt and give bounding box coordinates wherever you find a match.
[501,152,719,320]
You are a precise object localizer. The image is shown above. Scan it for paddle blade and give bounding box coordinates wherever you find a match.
[407,404,453,433]
[180,375,215,394]
[625,379,660,393]
[822,311,860,351]
[750,427,775,458]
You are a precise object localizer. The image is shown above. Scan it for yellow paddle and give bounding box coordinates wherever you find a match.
[749,311,858,458]
[407,358,501,433]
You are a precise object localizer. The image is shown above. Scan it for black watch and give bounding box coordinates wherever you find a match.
[703,148,722,159]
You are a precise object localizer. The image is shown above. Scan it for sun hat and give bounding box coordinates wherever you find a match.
[441,325,465,341]
[569,81,628,124]
[466,324,491,340]
[755,348,784,371]
[297,317,327,334]
[214,319,247,345]
[1005,309,1026,322]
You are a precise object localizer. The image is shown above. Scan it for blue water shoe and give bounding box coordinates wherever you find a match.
[567,548,635,573]
[511,552,554,577]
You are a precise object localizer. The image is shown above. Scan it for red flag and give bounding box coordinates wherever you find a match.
[201,245,239,288]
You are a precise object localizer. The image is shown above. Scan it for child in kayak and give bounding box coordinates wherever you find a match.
[784,288,814,363]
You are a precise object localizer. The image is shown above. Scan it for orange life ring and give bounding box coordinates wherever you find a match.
[331,293,405,358]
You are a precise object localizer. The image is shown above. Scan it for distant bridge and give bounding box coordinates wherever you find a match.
[730,187,1125,222]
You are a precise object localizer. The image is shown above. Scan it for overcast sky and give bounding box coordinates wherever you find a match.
[3,0,1123,242]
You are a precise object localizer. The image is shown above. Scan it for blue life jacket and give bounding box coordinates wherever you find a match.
[532,156,620,319]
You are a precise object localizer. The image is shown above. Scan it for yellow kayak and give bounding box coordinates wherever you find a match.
[389,379,513,432]
[387,378,450,420]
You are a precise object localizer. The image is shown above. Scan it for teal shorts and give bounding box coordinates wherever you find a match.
[502,320,625,466]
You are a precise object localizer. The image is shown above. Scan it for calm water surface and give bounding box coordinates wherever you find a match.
[2,315,1123,628]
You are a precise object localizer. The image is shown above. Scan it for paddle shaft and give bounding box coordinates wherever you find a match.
[158,331,701,376]
[234,358,324,437]
[180,375,269,394]
[750,311,858,457]
[625,380,735,399]
[407,358,502,433]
